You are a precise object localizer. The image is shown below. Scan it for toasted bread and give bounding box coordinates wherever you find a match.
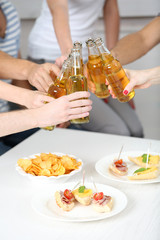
[109,164,127,176]
[72,188,92,206]
[55,191,74,211]
[92,197,113,213]
[128,155,160,168]
[128,167,159,180]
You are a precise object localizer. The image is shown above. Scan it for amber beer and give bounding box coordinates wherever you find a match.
[66,49,89,124]
[95,38,135,102]
[43,59,70,131]
[86,39,110,99]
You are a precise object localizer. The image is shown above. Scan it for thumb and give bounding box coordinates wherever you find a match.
[50,64,60,77]
[123,81,135,95]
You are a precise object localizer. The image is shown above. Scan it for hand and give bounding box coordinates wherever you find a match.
[55,55,68,68]
[83,64,96,93]
[23,90,55,109]
[123,69,151,95]
[34,91,92,128]
[27,63,60,92]
[106,69,151,98]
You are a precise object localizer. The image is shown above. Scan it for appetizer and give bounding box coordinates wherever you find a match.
[55,189,75,211]
[128,154,160,168]
[72,185,93,206]
[128,166,159,180]
[92,192,113,213]
[109,159,128,176]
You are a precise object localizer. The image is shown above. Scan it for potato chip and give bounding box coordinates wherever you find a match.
[17,158,32,171]
[17,153,81,177]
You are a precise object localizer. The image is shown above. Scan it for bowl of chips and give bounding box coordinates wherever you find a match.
[16,152,83,181]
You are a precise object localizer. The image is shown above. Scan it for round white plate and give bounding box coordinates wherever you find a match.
[31,182,127,222]
[95,151,160,184]
[16,152,83,182]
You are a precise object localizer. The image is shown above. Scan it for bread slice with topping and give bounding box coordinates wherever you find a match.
[128,154,160,168]
[128,166,159,180]
[72,186,92,206]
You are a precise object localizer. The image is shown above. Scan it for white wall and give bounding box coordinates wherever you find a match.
[118,0,160,17]
[10,0,42,18]
[11,0,160,19]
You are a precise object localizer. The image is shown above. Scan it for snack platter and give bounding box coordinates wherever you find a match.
[31,182,127,222]
[95,151,160,184]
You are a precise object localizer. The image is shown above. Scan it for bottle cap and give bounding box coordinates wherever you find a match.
[85,38,95,46]
[94,37,103,46]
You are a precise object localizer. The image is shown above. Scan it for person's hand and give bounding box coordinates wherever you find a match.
[27,63,60,92]
[34,91,92,128]
[122,69,151,95]
[106,69,151,98]
[83,64,96,93]
[55,55,68,68]
[23,90,55,109]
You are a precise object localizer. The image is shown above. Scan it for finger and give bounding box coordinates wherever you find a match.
[38,71,53,92]
[108,85,116,98]
[105,79,109,85]
[67,91,90,101]
[49,64,61,77]
[123,82,135,95]
[34,80,45,92]
[69,99,92,108]
[68,105,92,115]
[68,112,89,121]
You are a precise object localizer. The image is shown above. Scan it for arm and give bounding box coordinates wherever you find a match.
[0,51,60,92]
[0,81,56,109]
[47,0,72,56]
[12,51,32,91]
[111,16,160,65]
[0,91,92,137]
[103,0,120,50]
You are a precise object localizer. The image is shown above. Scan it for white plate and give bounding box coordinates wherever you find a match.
[16,152,83,182]
[95,151,160,184]
[31,182,127,222]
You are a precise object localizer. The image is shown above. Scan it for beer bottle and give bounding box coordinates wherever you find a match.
[43,59,71,131]
[95,37,135,102]
[86,38,110,99]
[66,49,89,124]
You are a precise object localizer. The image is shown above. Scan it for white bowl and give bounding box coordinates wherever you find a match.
[16,152,83,182]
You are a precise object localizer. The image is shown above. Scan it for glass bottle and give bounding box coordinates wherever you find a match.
[95,37,135,102]
[86,38,110,99]
[66,49,89,124]
[72,41,84,70]
[43,59,71,131]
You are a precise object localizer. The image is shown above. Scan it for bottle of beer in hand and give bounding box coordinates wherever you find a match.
[43,59,71,131]
[95,37,135,102]
[86,38,110,99]
[66,48,89,124]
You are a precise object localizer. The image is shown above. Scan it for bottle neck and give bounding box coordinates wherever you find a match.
[87,43,99,57]
[71,52,83,76]
[57,60,71,82]
[96,43,110,55]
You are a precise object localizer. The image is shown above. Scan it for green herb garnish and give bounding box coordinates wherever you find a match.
[78,186,85,193]
[142,154,150,163]
[134,167,150,174]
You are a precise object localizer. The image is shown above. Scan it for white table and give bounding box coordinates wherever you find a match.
[0,128,160,240]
